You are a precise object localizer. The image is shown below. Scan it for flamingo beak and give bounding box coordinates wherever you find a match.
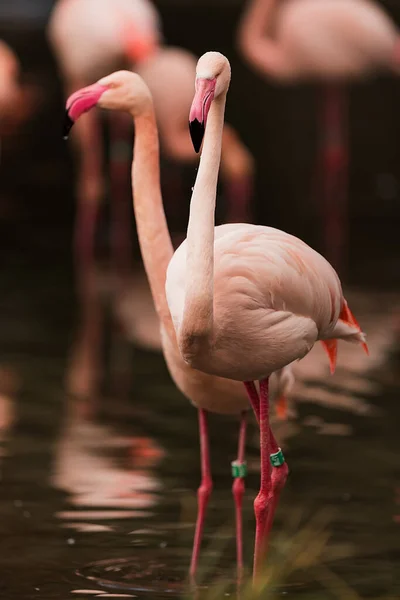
[63,83,108,139]
[189,77,216,153]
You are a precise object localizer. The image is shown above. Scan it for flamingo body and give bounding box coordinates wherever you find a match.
[278,0,398,80]
[167,222,363,382]
[239,0,399,81]
[48,0,161,82]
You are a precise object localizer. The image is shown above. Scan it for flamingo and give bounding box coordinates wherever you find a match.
[48,0,162,273]
[164,52,368,579]
[136,46,254,225]
[63,68,295,579]
[237,0,400,273]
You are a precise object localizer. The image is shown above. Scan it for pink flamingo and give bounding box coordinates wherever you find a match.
[63,68,294,579]
[164,52,368,579]
[48,0,162,273]
[136,46,255,225]
[237,0,400,273]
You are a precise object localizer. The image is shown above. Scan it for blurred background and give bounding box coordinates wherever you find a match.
[0,1,399,599]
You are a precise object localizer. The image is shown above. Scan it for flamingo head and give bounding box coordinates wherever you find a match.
[63,71,152,139]
[189,51,231,153]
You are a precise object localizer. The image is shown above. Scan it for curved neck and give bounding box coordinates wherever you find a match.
[241,0,277,41]
[130,105,175,336]
[180,93,226,343]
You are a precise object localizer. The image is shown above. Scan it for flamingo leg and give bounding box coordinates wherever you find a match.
[244,382,288,549]
[232,411,248,576]
[252,378,272,579]
[224,174,254,224]
[318,84,348,274]
[244,381,260,422]
[263,428,288,541]
[109,111,133,283]
[190,409,213,577]
[72,107,104,273]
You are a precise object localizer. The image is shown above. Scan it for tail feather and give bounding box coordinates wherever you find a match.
[321,299,368,372]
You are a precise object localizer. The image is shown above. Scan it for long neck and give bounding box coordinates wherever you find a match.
[130,106,175,336]
[180,93,226,343]
[241,0,277,39]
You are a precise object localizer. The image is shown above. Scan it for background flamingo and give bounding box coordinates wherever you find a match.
[164,52,367,579]
[237,0,400,274]
[136,46,254,227]
[0,39,36,138]
[48,0,162,275]
[64,68,295,579]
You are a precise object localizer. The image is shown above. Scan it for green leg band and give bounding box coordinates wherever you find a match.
[270,448,285,467]
[231,460,248,478]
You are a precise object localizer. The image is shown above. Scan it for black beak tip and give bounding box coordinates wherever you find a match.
[63,111,74,140]
[189,119,205,153]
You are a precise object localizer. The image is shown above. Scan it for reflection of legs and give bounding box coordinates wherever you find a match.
[232,411,247,575]
[67,272,104,407]
[109,112,132,283]
[190,409,213,577]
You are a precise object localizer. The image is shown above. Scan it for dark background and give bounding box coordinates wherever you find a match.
[1,0,400,285]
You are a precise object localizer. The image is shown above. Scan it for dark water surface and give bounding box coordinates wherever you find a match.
[0,263,399,600]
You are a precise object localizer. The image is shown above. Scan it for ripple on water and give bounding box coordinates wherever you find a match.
[76,552,238,598]
[75,551,311,599]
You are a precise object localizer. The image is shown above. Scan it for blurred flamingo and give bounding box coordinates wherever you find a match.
[64,68,295,578]
[164,52,367,579]
[0,40,36,138]
[136,46,254,227]
[238,0,400,273]
[48,0,162,275]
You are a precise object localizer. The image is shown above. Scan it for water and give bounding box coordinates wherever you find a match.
[1,13,400,599]
[0,261,399,600]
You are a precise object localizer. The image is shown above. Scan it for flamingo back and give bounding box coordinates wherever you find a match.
[48,0,162,82]
[277,0,398,79]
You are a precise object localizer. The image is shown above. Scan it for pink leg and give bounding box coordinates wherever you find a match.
[244,381,260,423]
[263,429,289,541]
[245,379,287,580]
[225,174,254,224]
[252,378,272,579]
[317,84,348,274]
[232,411,247,576]
[109,112,133,282]
[190,409,213,578]
[72,108,104,273]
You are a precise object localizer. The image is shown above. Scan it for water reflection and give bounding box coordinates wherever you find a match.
[53,404,163,519]
[0,260,399,598]
[0,365,17,469]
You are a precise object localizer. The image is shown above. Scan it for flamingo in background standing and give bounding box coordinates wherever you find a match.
[64,68,295,579]
[238,0,400,274]
[164,51,368,579]
[48,0,162,275]
[136,46,254,226]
